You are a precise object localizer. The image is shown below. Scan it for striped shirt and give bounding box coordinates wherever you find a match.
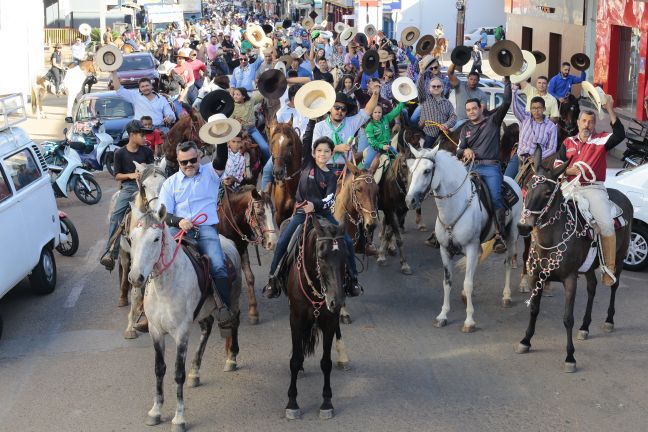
[512,88,557,158]
[223,149,245,187]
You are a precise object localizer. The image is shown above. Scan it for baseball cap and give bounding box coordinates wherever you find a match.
[126,120,152,135]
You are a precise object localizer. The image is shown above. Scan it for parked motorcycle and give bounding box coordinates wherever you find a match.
[70,121,117,175]
[56,211,79,256]
[623,119,648,168]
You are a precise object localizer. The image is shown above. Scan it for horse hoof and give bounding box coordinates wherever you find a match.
[501,298,513,308]
[117,297,129,307]
[433,319,447,328]
[124,330,138,340]
[248,315,259,325]
[514,343,530,354]
[340,314,352,325]
[417,224,428,232]
[377,257,387,266]
[172,423,186,432]
[564,362,577,373]
[187,375,200,387]
[223,359,237,372]
[461,324,476,333]
[577,330,589,341]
[319,409,334,420]
[146,415,161,426]
[336,361,351,370]
[602,322,615,333]
[400,265,412,275]
[285,409,301,420]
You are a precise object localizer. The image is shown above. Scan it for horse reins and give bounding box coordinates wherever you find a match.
[296,214,326,318]
[148,212,208,276]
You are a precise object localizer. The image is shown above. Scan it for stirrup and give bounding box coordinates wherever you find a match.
[262,277,281,299]
[493,236,507,254]
[601,266,617,286]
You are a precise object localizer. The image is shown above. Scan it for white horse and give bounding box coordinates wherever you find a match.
[405,147,522,332]
[191,77,225,111]
[128,203,242,432]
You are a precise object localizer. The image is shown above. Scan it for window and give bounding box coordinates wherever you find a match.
[4,149,42,192]
[0,168,11,202]
[118,54,155,71]
[77,97,134,120]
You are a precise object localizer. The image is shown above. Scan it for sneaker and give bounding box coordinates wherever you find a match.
[262,276,280,299]
[100,252,115,271]
[346,278,363,297]
[493,236,507,254]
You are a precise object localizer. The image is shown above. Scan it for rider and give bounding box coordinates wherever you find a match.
[456,76,512,254]
[447,65,488,130]
[548,62,586,104]
[417,76,457,148]
[49,44,64,96]
[112,74,176,134]
[518,76,560,123]
[553,96,625,286]
[100,120,155,270]
[262,121,362,299]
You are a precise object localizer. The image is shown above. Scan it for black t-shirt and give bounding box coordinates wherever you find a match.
[114,145,154,184]
[313,68,334,85]
[50,51,62,69]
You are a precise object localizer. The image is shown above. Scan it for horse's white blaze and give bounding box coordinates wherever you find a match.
[278,134,285,148]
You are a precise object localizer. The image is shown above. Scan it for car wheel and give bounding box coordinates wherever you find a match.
[73,174,102,205]
[29,246,57,295]
[624,223,648,271]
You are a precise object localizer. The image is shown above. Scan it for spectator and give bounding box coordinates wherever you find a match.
[548,62,586,103]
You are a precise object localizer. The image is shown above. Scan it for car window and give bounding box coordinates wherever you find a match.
[77,97,134,120]
[4,149,42,192]
[119,55,155,71]
[0,166,12,202]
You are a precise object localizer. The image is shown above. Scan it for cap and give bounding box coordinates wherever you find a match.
[125,120,152,135]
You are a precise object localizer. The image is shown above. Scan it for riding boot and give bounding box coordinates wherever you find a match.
[600,235,617,287]
[346,273,363,297]
[262,275,281,299]
[493,209,508,254]
[213,277,234,338]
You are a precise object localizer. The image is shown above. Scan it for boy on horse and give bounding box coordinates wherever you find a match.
[553,96,625,286]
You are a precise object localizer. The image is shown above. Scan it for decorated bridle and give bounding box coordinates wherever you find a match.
[219,187,275,245]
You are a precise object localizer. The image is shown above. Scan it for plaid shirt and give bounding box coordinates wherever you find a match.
[418,76,456,138]
[223,149,245,187]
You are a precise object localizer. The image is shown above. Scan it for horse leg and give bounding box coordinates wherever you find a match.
[188,315,214,387]
[118,252,129,307]
[335,323,350,368]
[125,284,144,338]
[224,313,240,372]
[516,273,543,354]
[171,334,189,431]
[146,334,166,426]
[339,303,352,324]
[376,219,389,265]
[501,236,516,308]
[390,216,411,275]
[286,315,304,419]
[434,247,453,328]
[563,275,578,372]
[511,235,518,269]
[519,236,531,292]
[319,322,335,420]
[241,250,259,324]
[603,275,619,333]
[577,270,597,340]
[415,208,427,231]
[461,244,480,333]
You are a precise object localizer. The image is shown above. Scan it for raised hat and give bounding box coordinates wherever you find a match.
[334,22,347,34]
[291,46,306,59]
[79,23,92,36]
[489,40,524,77]
[450,45,472,67]
[294,81,336,119]
[511,50,537,84]
[355,32,369,48]
[378,49,390,62]
[416,35,436,56]
[362,50,380,74]
[570,52,591,71]
[258,69,288,100]
[157,60,177,75]
[261,23,274,35]
[283,19,293,29]
[245,24,272,48]
[580,81,605,113]
[302,17,314,30]
[391,77,418,102]
[400,26,420,47]
[339,27,357,47]
[198,89,235,121]
[364,24,377,38]
[199,113,242,145]
[532,50,547,64]
[95,45,123,72]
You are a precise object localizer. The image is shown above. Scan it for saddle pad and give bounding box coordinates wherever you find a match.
[501,181,519,210]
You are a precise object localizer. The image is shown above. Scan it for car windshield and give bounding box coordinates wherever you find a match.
[118,55,155,71]
[76,97,134,120]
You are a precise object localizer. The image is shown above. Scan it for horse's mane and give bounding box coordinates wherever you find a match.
[427,148,467,174]
[141,164,167,181]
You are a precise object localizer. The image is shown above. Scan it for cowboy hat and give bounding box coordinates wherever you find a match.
[258,69,288,100]
[177,48,193,59]
[581,81,605,113]
[157,60,177,75]
[95,45,123,72]
[279,54,293,65]
[291,46,307,59]
[199,113,242,145]
[340,27,357,47]
[420,54,439,72]
[79,23,92,36]
[378,49,390,63]
[570,52,591,71]
[274,60,286,75]
[364,24,377,38]
[334,22,347,34]
[199,89,235,121]
[532,50,547,64]
[511,50,537,84]
[302,17,314,30]
[400,26,420,46]
[294,80,336,119]
[320,30,333,40]
[355,32,369,48]
[489,40,523,77]
[245,24,271,48]
[261,23,274,35]
[416,35,435,56]
[450,45,472,67]
[362,50,380,74]
[392,77,418,102]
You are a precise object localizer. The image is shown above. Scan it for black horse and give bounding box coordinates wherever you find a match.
[557,94,580,144]
[516,147,633,372]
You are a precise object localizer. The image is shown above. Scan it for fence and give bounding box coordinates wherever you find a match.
[44,28,83,46]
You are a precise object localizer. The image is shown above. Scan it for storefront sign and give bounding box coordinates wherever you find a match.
[509,0,585,25]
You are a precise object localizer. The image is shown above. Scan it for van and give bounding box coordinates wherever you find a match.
[0,94,59,336]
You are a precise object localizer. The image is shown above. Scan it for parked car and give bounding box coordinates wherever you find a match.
[0,94,59,338]
[108,52,160,90]
[605,165,648,271]
[463,26,498,49]
[66,91,135,147]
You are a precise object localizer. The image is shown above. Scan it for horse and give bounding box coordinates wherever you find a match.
[283,215,348,420]
[557,94,580,145]
[239,134,263,186]
[31,76,49,119]
[268,118,302,227]
[406,147,523,332]
[515,148,633,372]
[432,37,448,61]
[128,204,243,431]
[218,185,278,324]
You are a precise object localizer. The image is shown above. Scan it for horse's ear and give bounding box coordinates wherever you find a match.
[533,146,543,172]
[368,154,381,175]
[157,204,167,221]
[550,157,571,179]
[134,161,145,172]
[267,115,278,131]
[408,143,421,158]
[345,161,361,176]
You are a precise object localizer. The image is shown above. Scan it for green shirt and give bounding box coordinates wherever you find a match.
[240,40,253,54]
[364,102,405,151]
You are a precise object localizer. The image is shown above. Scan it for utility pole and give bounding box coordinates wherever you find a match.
[455,0,466,72]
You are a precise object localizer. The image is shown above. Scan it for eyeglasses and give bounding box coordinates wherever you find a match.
[179,157,198,166]
[430,85,442,89]
[431,66,439,70]
[333,105,348,112]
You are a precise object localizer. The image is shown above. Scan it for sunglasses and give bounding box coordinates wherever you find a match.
[179,157,198,166]
[430,85,442,89]
[431,66,439,70]
[333,105,348,112]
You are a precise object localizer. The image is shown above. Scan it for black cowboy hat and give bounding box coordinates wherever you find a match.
[261,23,273,35]
[532,50,546,64]
[570,52,590,71]
[362,49,380,74]
[258,69,288,100]
[355,32,369,48]
[451,45,472,67]
[416,35,436,56]
[335,92,358,116]
[199,89,234,121]
[282,19,292,29]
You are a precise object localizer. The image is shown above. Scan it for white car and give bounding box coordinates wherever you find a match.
[448,79,523,126]
[463,26,497,49]
[605,165,648,271]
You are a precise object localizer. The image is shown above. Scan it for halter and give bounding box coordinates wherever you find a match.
[219,187,275,244]
[520,174,560,227]
[137,166,167,210]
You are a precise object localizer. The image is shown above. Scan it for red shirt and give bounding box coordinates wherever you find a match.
[188,59,208,81]
[174,63,195,85]
[145,130,164,152]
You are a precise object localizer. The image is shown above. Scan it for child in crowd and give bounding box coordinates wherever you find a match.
[362,102,405,169]
[140,116,164,157]
[222,132,246,188]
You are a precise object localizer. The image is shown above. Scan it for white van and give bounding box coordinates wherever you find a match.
[0,94,59,335]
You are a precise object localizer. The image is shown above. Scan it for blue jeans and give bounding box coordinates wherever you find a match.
[248,126,270,162]
[261,159,273,190]
[270,212,357,277]
[473,164,503,209]
[363,147,379,167]
[357,128,369,152]
[504,153,519,179]
[106,182,139,256]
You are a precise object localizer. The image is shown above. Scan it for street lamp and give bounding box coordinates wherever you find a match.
[455,0,466,71]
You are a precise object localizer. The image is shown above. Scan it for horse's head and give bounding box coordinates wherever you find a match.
[405,145,439,209]
[135,162,167,209]
[559,95,580,135]
[249,187,278,250]
[128,204,168,288]
[345,161,379,235]
[192,78,221,110]
[312,217,348,313]
[269,121,299,181]
[518,147,569,237]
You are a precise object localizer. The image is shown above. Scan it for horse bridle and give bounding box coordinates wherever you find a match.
[412,155,474,200]
[346,174,379,222]
[220,187,275,244]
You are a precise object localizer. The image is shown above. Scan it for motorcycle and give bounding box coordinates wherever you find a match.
[70,121,117,175]
[623,119,648,168]
[42,131,102,205]
[56,211,79,256]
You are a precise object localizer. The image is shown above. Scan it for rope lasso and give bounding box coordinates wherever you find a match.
[424,120,458,146]
[155,212,208,275]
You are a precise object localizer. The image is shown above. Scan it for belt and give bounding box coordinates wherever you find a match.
[473,159,500,165]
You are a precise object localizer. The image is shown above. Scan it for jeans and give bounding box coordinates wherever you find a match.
[473,163,503,209]
[50,67,62,93]
[170,224,230,306]
[357,128,369,152]
[269,212,357,277]
[106,182,139,256]
[504,153,519,179]
[261,159,273,190]
[363,147,379,167]
[248,126,270,162]
[187,84,198,105]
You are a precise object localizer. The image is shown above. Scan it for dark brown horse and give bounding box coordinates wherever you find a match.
[239,133,263,186]
[218,185,278,324]
[557,94,580,145]
[161,108,205,174]
[267,118,302,227]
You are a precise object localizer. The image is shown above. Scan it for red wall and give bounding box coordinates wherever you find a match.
[596,0,648,119]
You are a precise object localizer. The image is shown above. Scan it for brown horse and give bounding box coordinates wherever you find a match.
[240,133,263,186]
[432,37,448,60]
[218,185,278,324]
[161,107,205,174]
[268,118,302,227]
[31,60,96,118]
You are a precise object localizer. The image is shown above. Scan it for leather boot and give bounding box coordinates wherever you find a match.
[493,209,508,254]
[213,277,234,337]
[99,251,116,271]
[600,235,617,287]
[262,275,281,299]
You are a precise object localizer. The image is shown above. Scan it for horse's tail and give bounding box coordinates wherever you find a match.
[302,324,320,358]
[30,87,37,114]
[454,239,494,271]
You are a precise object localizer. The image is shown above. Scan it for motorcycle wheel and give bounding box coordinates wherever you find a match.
[56,217,79,256]
[104,152,115,176]
[73,174,102,205]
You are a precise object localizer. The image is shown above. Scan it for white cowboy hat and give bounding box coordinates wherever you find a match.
[79,23,92,36]
[364,24,377,38]
[339,27,357,47]
[274,60,286,74]
[294,80,336,119]
[198,113,242,145]
[392,77,418,102]
[157,60,177,75]
[301,17,314,30]
[511,50,537,84]
[95,45,123,72]
[245,23,270,48]
[320,30,333,40]
[334,22,347,34]
[291,46,307,59]
[581,81,606,113]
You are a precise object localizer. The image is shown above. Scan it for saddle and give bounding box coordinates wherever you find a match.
[470,173,519,242]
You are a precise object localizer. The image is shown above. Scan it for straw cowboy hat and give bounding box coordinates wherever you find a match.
[364,24,377,38]
[302,17,315,30]
[79,23,92,36]
[199,89,235,121]
[391,77,418,102]
[294,80,336,119]
[291,46,307,59]
[511,50,537,84]
[489,40,524,77]
[95,45,123,72]
[581,81,606,113]
[400,26,420,46]
[157,60,177,75]
[419,54,439,72]
[378,49,390,63]
[258,69,288,100]
[199,114,242,145]
[245,24,272,48]
[278,54,293,65]
[335,22,347,34]
[339,27,357,47]
[177,48,193,59]
[416,35,436,56]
